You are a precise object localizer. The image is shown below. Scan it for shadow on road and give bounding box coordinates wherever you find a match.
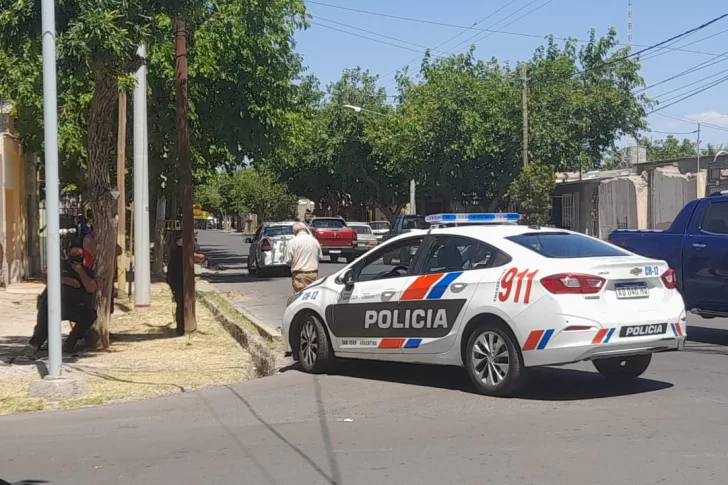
[284,359,673,401]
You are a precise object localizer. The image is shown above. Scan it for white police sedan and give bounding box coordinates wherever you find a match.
[282,213,687,397]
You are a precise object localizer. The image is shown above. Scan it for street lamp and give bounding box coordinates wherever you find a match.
[343,104,417,216]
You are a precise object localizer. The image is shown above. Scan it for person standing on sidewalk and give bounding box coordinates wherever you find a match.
[285,222,322,293]
[23,245,98,359]
[166,232,206,335]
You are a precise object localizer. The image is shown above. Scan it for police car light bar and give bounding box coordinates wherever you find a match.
[425,213,522,224]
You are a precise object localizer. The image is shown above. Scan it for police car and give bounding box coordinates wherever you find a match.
[282,213,687,397]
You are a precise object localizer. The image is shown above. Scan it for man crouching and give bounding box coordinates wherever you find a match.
[22,245,98,360]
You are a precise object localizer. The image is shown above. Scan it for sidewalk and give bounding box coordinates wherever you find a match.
[0,283,252,414]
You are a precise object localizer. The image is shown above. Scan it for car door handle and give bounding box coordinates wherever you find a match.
[380,291,397,302]
[450,283,468,293]
[692,243,707,250]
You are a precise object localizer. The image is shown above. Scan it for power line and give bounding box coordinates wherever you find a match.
[377,0,527,87]
[639,27,728,63]
[654,112,728,133]
[650,73,728,114]
[637,49,728,94]
[651,65,728,100]
[314,16,451,54]
[307,1,725,58]
[382,0,554,88]
[309,21,438,55]
[646,129,697,135]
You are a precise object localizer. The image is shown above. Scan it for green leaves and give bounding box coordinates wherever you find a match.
[507,162,556,227]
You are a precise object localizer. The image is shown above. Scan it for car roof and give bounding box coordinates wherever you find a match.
[347,222,370,226]
[264,221,296,226]
[429,225,573,239]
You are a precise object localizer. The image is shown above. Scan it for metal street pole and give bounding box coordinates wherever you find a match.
[133,44,150,310]
[521,63,529,168]
[116,93,127,293]
[696,121,701,175]
[41,0,62,377]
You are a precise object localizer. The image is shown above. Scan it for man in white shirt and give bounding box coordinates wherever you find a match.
[285,222,323,293]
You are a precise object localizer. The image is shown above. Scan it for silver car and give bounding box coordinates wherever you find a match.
[245,222,311,277]
[369,220,391,241]
[348,222,379,256]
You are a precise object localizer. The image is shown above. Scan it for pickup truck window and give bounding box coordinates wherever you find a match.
[311,219,346,229]
[508,232,629,258]
[351,225,373,235]
[701,201,728,234]
[263,225,294,237]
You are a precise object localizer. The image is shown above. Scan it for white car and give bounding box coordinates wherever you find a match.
[245,222,312,277]
[282,213,687,397]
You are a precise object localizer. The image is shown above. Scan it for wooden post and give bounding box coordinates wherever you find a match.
[176,19,196,333]
[521,63,529,168]
[116,92,127,294]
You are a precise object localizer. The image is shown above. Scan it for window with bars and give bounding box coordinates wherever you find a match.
[561,192,580,231]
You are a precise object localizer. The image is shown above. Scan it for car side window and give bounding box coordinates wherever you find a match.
[356,237,425,282]
[701,201,728,234]
[422,236,511,274]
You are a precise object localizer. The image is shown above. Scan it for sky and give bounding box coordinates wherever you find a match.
[295,0,728,146]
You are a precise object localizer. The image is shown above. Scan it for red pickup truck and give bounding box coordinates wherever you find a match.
[309,217,357,263]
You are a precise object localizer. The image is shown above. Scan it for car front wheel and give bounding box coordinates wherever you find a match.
[296,313,333,374]
[465,324,524,397]
[593,354,651,381]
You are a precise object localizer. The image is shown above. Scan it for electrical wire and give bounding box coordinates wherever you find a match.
[650,73,728,114]
[654,112,728,133]
[639,27,728,63]
[636,49,728,94]
[646,129,697,135]
[309,21,438,55]
[650,65,728,100]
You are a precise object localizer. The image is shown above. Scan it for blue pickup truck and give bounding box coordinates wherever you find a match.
[608,193,728,318]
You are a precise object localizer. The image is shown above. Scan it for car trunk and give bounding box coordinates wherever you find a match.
[315,227,353,247]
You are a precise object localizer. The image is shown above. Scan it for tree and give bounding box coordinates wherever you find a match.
[507,163,556,226]
[1,0,308,348]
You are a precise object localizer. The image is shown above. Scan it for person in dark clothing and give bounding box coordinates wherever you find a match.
[76,214,91,244]
[23,245,98,360]
[166,233,206,335]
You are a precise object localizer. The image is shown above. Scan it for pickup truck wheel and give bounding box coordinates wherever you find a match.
[593,354,652,381]
[345,254,354,263]
[330,255,339,264]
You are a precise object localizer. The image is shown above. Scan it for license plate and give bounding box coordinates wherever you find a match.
[619,323,667,338]
[329,250,341,254]
[615,282,649,299]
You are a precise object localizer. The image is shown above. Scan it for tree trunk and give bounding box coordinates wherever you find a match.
[85,71,120,350]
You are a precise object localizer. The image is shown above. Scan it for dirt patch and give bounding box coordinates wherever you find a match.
[0,290,252,415]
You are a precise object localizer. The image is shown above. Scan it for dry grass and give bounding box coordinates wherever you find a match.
[0,290,251,415]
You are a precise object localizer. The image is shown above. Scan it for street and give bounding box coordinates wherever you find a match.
[3,229,728,484]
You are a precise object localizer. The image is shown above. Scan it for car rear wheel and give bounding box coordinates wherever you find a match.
[297,313,333,374]
[247,257,257,277]
[465,325,524,397]
[330,255,339,264]
[345,254,354,263]
[593,354,652,381]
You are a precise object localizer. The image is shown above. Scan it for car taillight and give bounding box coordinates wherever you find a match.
[540,273,605,294]
[261,239,272,252]
[661,269,677,289]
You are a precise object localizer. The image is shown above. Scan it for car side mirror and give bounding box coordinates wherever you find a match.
[336,269,355,288]
[243,237,253,244]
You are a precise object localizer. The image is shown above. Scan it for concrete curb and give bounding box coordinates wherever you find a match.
[199,293,281,378]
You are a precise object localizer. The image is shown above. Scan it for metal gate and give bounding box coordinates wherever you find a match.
[561,192,580,231]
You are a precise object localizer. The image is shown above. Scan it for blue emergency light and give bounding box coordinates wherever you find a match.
[425,213,522,224]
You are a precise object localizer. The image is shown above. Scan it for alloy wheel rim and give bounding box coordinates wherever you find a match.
[471,331,510,386]
[300,320,318,368]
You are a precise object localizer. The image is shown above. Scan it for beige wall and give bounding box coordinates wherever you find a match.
[650,166,706,230]
[1,132,28,285]
[597,175,648,239]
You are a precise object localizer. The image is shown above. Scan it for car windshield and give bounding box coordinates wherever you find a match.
[352,225,372,235]
[370,221,390,231]
[312,219,346,229]
[264,225,294,237]
[402,216,430,230]
[507,232,629,258]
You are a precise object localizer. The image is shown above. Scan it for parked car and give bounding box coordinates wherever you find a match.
[369,220,391,241]
[348,222,379,256]
[245,222,311,277]
[310,217,357,263]
[608,192,728,318]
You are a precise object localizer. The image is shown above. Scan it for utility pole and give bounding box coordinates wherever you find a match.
[116,93,127,294]
[521,63,529,168]
[40,0,62,377]
[696,121,702,175]
[133,44,150,309]
[176,20,196,333]
[409,179,416,215]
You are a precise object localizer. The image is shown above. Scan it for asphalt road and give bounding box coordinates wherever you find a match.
[4,229,728,484]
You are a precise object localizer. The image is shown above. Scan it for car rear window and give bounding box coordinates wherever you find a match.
[370,221,390,231]
[264,225,293,237]
[312,219,346,229]
[352,225,372,235]
[507,232,629,258]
